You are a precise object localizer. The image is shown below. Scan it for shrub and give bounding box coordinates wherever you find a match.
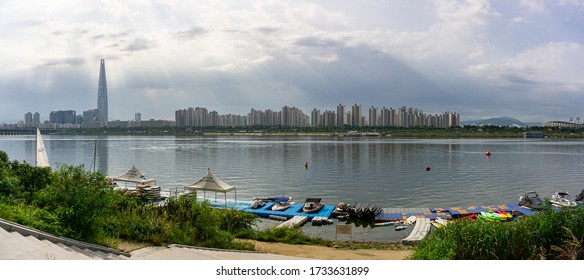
[33,164,120,244]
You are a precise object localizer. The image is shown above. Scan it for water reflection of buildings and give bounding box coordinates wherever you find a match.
[95,137,109,175]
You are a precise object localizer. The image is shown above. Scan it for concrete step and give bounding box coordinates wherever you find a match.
[0,230,46,259]
[28,236,94,260]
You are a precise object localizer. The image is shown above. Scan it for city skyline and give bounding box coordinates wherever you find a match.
[1,1,583,123]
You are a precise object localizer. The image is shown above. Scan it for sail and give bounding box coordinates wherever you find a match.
[36,128,50,168]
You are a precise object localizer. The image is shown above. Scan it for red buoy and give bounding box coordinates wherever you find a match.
[485,151,491,156]
[426,165,431,171]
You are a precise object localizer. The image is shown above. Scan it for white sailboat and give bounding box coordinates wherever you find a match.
[35,127,50,168]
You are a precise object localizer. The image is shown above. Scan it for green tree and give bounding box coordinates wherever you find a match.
[33,164,119,244]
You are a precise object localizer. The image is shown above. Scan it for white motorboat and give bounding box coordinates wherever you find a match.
[250,198,268,209]
[271,197,294,211]
[302,198,324,213]
[550,191,577,207]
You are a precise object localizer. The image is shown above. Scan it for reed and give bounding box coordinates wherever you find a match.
[411,207,584,260]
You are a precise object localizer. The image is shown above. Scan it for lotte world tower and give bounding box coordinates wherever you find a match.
[97,58,108,126]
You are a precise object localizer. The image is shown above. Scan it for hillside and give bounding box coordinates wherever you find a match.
[461,117,541,127]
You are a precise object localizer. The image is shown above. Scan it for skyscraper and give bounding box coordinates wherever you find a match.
[97,58,108,125]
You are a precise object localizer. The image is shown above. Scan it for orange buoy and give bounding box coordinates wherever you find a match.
[485,151,491,156]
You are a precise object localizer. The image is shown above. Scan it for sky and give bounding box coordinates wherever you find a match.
[1,0,583,123]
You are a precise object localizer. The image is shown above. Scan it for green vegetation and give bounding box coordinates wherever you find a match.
[411,206,584,260]
[0,149,323,251]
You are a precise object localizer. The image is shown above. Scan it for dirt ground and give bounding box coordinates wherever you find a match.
[250,240,412,260]
[119,240,413,260]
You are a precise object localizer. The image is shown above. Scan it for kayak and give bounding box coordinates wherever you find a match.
[373,221,394,227]
[395,225,408,231]
[479,210,501,222]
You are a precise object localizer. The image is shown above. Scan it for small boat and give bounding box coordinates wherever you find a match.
[479,210,500,222]
[518,191,544,210]
[369,204,382,216]
[550,191,577,207]
[435,217,450,227]
[373,221,394,227]
[271,197,295,211]
[431,221,443,228]
[403,215,417,226]
[395,225,408,231]
[575,189,584,202]
[250,198,269,209]
[303,198,324,213]
[497,210,512,220]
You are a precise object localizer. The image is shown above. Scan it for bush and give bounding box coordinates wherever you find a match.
[33,164,120,244]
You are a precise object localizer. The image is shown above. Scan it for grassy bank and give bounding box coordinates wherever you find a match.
[410,206,584,260]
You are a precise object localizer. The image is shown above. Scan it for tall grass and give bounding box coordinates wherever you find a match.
[411,207,584,260]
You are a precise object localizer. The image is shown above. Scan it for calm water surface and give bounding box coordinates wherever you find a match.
[1,135,583,209]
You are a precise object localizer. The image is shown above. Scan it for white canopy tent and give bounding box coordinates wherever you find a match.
[110,165,156,187]
[184,168,237,206]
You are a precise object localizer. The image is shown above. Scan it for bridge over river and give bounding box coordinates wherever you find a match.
[0,128,57,135]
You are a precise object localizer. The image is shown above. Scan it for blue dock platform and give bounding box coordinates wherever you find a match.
[375,202,541,222]
[242,202,335,220]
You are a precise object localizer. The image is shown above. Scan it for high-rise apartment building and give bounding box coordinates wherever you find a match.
[97,59,108,126]
[33,112,40,125]
[24,112,33,127]
[352,104,363,127]
[336,104,346,126]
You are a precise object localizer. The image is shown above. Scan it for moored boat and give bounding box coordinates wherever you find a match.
[250,198,270,209]
[575,189,584,202]
[550,191,577,207]
[518,191,544,210]
[271,197,295,211]
[302,198,324,213]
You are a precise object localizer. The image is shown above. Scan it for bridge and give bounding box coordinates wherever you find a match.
[0,128,56,135]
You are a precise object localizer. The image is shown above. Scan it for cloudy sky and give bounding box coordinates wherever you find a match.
[1,0,583,123]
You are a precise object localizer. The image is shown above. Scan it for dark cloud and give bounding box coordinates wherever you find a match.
[38,57,86,67]
[253,26,280,34]
[294,36,343,48]
[174,26,207,40]
[123,38,158,52]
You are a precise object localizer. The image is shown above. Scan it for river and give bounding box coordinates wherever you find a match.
[2,135,583,242]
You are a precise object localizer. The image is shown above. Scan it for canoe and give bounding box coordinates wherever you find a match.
[395,225,407,231]
[373,221,394,227]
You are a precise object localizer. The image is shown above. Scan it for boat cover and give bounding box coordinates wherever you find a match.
[274,197,289,203]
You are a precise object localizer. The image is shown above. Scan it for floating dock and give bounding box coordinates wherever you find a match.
[242,202,335,220]
[401,218,431,245]
[277,216,309,228]
[375,202,539,222]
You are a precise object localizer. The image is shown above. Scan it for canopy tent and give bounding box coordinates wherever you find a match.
[184,168,237,206]
[110,165,156,187]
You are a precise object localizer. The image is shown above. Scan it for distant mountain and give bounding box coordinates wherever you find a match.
[461,117,541,127]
